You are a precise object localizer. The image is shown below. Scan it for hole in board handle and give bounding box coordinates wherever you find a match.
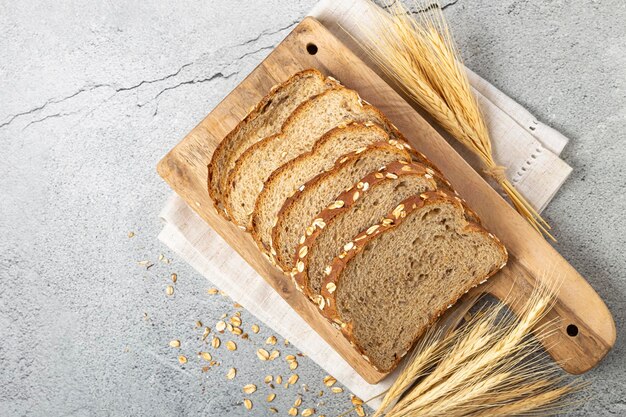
[566,324,579,337]
[306,43,318,55]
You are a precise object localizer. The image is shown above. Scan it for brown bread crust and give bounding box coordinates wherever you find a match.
[250,122,391,254]
[207,69,335,219]
[223,86,444,229]
[223,87,380,227]
[315,190,508,371]
[290,161,439,299]
[271,143,412,272]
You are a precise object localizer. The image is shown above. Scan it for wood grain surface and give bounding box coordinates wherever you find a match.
[157,17,615,383]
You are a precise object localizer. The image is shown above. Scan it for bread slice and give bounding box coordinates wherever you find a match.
[224,87,407,228]
[208,69,338,217]
[272,143,412,272]
[252,122,398,254]
[315,191,508,372]
[292,161,439,299]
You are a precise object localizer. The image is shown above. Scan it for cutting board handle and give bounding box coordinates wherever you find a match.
[484,259,615,374]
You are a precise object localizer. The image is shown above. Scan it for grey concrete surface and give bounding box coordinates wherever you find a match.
[0,0,624,416]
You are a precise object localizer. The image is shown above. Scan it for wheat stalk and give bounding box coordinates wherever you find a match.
[358,0,554,239]
[370,280,581,417]
[372,326,452,417]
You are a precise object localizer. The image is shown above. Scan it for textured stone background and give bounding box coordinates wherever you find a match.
[1,0,624,416]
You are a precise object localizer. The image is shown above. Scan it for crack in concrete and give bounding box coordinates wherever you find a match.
[22,109,84,131]
[228,44,275,68]
[0,62,199,131]
[236,19,299,48]
[151,71,239,116]
[384,0,460,13]
[147,44,274,115]
[1,19,296,130]
[442,0,460,10]
[113,62,194,94]
[0,84,109,129]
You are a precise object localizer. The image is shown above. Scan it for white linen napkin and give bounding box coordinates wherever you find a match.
[158,0,573,407]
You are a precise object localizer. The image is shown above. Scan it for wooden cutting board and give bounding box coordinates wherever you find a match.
[157,17,615,383]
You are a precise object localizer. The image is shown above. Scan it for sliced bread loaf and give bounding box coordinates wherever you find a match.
[224,87,406,228]
[252,122,395,254]
[315,191,508,372]
[208,69,337,217]
[292,161,439,299]
[272,143,412,272]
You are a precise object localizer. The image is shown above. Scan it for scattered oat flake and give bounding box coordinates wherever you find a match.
[294,397,302,407]
[269,407,278,413]
[351,395,364,405]
[216,321,226,332]
[170,273,177,283]
[243,384,257,394]
[276,375,283,384]
[177,355,187,364]
[234,302,242,308]
[226,341,237,351]
[166,285,174,296]
[251,324,260,333]
[202,327,211,340]
[265,335,277,345]
[269,350,280,360]
[286,355,296,363]
[211,337,221,348]
[158,254,164,261]
[267,393,276,402]
[207,288,219,295]
[284,339,289,346]
[289,361,298,370]
[226,323,234,332]
[169,340,180,348]
[231,327,242,335]
[226,368,236,379]
[355,405,365,416]
[288,407,298,416]
[128,231,135,238]
[264,375,273,383]
[257,348,270,361]
[196,320,203,328]
[301,408,315,417]
[243,399,252,410]
[230,316,242,326]
[331,387,343,393]
[323,376,336,387]
[288,374,299,385]
[199,351,212,361]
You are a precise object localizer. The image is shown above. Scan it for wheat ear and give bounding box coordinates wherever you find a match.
[358,0,554,239]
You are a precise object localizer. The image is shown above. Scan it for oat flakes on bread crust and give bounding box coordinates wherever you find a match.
[291,161,439,300]
[271,143,413,273]
[316,190,507,372]
[251,122,397,256]
[223,87,395,228]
